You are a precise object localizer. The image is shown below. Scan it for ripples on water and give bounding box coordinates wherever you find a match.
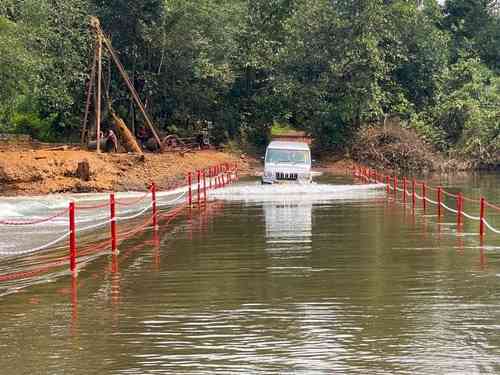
[1,176,500,374]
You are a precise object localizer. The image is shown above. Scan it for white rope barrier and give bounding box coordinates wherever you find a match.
[425,197,438,205]
[0,163,239,283]
[76,213,113,224]
[0,193,188,258]
[354,168,500,238]
[482,218,500,235]
[116,202,153,222]
[0,231,70,257]
[462,210,481,221]
[78,219,113,233]
[440,202,458,214]
[75,193,187,231]
[157,191,187,207]
[0,209,69,226]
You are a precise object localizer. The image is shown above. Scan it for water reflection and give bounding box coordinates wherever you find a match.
[264,201,312,247]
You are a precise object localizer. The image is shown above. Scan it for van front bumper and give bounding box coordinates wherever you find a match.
[261,175,312,184]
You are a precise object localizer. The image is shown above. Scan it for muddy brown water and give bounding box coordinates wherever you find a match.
[0,173,499,374]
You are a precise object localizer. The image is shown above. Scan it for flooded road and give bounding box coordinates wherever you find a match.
[1,173,500,374]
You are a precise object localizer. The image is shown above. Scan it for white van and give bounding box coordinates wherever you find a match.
[262,141,312,184]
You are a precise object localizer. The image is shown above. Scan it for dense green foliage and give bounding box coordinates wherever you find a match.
[0,0,498,166]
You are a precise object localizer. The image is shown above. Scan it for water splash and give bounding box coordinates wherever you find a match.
[209,182,385,202]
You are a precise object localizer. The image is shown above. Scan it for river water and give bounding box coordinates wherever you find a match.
[0,173,499,374]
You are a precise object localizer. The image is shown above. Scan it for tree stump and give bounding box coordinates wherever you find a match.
[76,160,91,181]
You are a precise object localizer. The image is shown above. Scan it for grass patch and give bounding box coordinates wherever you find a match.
[271,122,297,136]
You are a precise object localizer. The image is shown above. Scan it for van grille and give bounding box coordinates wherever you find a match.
[275,172,298,181]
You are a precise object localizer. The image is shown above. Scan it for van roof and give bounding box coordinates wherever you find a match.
[266,141,310,151]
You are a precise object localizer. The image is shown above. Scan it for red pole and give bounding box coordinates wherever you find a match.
[110,193,117,253]
[69,201,77,275]
[412,179,416,210]
[197,170,201,207]
[403,177,407,204]
[480,197,485,237]
[209,167,213,190]
[393,176,398,196]
[456,192,462,227]
[151,182,158,230]
[422,183,427,212]
[437,187,442,218]
[203,170,207,205]
[221,165,226,188]
[188,172,192,207]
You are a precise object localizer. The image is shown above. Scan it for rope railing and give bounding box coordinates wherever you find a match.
[115,191,151,207]
[352,164,500,238]
[0,162,240,284]
[485,201,500,212]
[0,208,69,226]
[0,231,70,257]
[76,201,110,210]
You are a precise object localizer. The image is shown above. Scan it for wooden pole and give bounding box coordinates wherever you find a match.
[81,46,98,145]
[96,33,102,153]
[99,32,162,149]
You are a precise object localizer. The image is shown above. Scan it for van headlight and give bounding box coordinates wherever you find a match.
[264,170,273,178]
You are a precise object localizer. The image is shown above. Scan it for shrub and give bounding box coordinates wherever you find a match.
[352,123,440,173]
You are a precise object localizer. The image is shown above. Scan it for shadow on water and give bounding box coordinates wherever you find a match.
[0,173,500,374]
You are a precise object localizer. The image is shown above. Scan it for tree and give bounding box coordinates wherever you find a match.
[0,0,91,140]
[390,0,450,111]
[444,0,500,71]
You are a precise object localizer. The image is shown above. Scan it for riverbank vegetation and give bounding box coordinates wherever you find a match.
[0,0,499,170]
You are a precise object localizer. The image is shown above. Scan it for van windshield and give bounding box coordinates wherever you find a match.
[265,149,310,164]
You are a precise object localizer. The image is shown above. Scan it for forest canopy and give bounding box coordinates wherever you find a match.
[0,0,499,166]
